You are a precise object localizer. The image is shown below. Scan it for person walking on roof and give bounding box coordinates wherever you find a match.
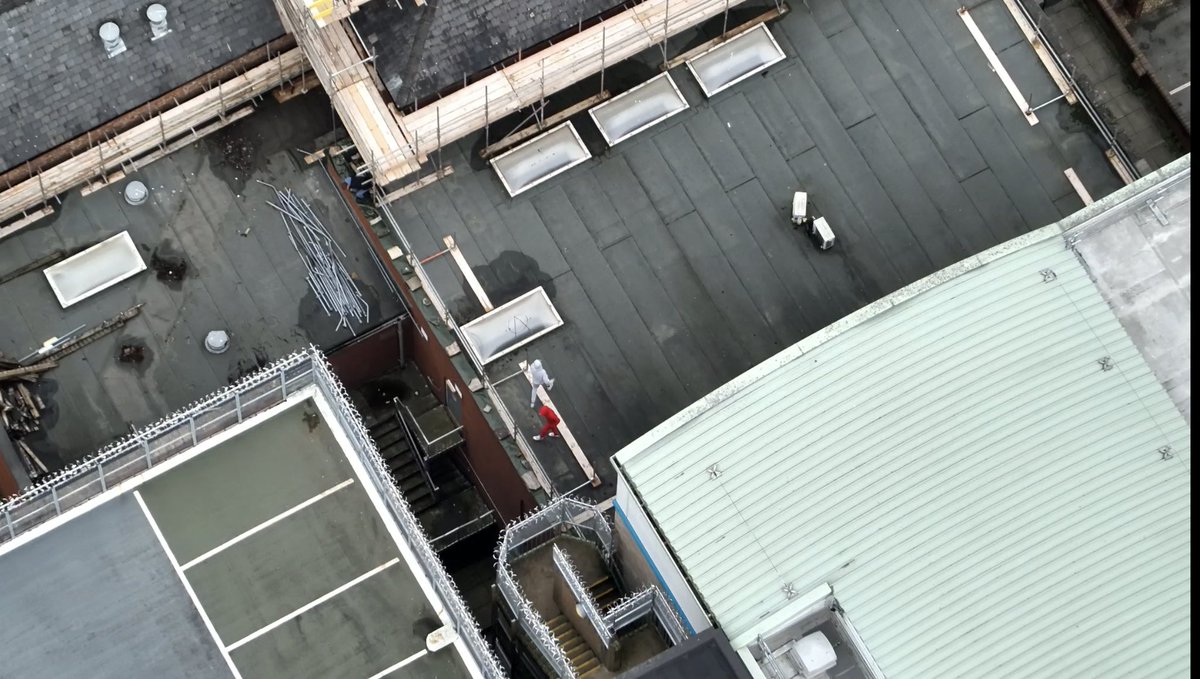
[529,359,555,408]
[533,405,560,441]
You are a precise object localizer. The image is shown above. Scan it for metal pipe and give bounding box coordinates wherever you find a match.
[1008,0,1139,180]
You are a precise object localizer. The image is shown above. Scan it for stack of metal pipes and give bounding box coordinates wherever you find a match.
[266,186,368,333]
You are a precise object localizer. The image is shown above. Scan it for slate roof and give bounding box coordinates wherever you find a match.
[0,0,283,172]
[354,0,617,108]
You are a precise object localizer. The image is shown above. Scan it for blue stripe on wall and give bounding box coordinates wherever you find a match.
[614,499,698,635]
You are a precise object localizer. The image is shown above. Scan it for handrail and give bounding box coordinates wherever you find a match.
[310,349,506,677]
[430,509,495,551]
[552,544,613,648]
[391,397,438,493]
[1,350,315,543]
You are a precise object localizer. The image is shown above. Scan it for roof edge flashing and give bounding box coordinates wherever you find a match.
[613,222,1068,467]
[1063,153,1191,242]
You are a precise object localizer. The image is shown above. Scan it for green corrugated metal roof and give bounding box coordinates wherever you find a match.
[615,225,1191,678]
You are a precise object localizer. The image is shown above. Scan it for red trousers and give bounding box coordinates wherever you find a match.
[538,406,561,437]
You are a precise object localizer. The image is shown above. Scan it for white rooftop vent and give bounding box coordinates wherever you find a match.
[147,4,171,40]
[98,22,126,58]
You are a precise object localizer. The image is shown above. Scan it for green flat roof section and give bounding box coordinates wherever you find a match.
[0,390,479,679]
[137,398,474,679]
[616,224,1191,678]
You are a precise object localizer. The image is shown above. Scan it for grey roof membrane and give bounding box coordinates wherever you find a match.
[0,0,283,172]
[354,0,617,108]
[0,493,233,679]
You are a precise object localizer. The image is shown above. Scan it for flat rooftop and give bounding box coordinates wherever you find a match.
[382,0,1135,498]
[0,93,404,472]
[0,393,477,678]
[0,0,283,171]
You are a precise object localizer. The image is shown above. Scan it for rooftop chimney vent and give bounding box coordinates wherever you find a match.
[98,22,126,58]
[146,4,171,40]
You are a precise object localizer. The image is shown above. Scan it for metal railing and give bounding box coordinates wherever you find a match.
[430,509,496,552]
[379,202,558,497]
[603,587,689,646]
[309,350,506,677]
[1,348,506,678]
[496,497,693,676]
[501,496,613,563]
[552,544,614,648]
[1,350,316,544]
[390,398,438,493]
[495,496,615,678]
[497,555,577,678]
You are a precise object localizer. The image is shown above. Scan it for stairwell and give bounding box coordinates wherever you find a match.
[363,405,471,519]
[546,613,602,678]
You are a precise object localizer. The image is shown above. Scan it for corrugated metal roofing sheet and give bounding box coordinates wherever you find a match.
[616,225,1191,678]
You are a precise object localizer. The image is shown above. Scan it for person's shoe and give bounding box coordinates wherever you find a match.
[548,432,559,438]
[530,402,537,409]
[532,435,544,441]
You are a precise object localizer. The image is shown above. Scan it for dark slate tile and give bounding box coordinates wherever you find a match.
[1,0,283,170]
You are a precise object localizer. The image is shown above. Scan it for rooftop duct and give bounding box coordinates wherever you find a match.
[146,4,171,40]
[98,22,126,58]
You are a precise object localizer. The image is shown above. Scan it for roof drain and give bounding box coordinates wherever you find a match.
[98,22,126,58]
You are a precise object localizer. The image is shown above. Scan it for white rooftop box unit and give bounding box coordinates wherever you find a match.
[490,122,591,197]
[588,72,689,146]
[44,231,146,308]
[686,23,786,98]
[459,286,564,364]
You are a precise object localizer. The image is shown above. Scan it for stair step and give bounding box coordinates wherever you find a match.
[363,409,395,429]
[406,394,439,415]
[587,575,611,589]
[590,586,616,602]
[566,645,593,662]
[574,657,601,674]
[561,635,586,652]
[374,426,408,451]
[396,474,425,494]
[387,451,416,472]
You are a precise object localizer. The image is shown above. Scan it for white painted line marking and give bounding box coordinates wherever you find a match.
[1169,81,1190,95]
[366,649,430,679]
[135,491,244,679]
[225,558,400,652]
[180,478,355,571]
[0,388,318,562]
[959,6,1040,125]
[1063,168,1095,205]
